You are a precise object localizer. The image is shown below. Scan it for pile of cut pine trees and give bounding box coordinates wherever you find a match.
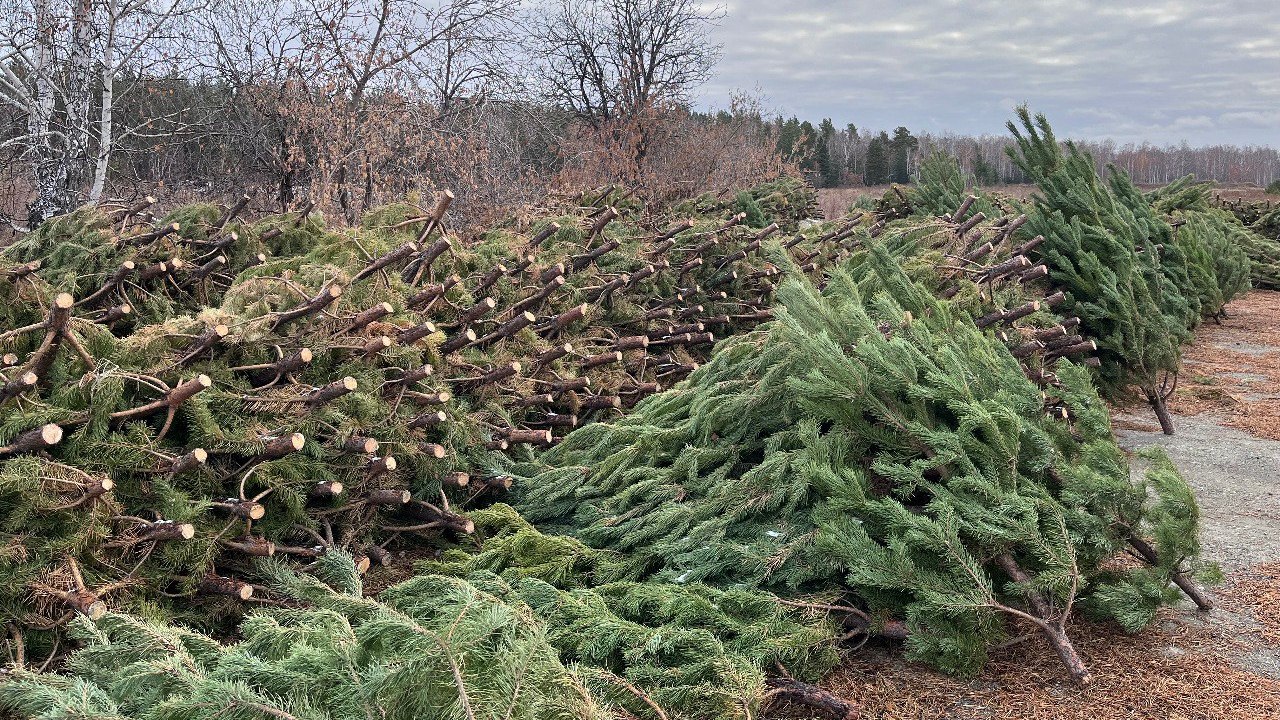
[0,171,1119,634]
[0,179,878,628]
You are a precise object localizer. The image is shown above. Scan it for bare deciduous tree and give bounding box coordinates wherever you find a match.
[1,0,203,226]
[289,0,520,219]
[534,0,723,126]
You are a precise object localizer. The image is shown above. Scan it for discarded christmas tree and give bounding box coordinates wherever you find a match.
[0,138,1228,711]
[516,246,1211,683]
[0,178,865,643]
[1005,108,1246,433]
[0,543,849,720]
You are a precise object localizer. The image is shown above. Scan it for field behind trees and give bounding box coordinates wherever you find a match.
[818,183,1280,222]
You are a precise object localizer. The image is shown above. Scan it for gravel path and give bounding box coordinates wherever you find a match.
[1115,412,1280,571]
[1112,291,1280,682]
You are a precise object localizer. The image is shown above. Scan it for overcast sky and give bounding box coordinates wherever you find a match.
[693,0,1280,146]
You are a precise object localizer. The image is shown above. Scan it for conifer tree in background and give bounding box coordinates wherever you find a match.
[844,123,860,178]
[798,120,819,176]
[889,126,917,184]
[864,132,891,185]
[818,119,842,188]
[775,116,802,158]
[972,147,1001,186]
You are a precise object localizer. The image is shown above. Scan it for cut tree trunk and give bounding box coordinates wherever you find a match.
[1122,529,1213,610]
[1144,386,1176,435]
[93,304,129,327]
[995,553,1092,685]
[764,677,860,720]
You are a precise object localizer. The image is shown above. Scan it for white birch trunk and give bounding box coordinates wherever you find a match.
[89,0,118,204]
[24,0,67,223]
[63,0,96,206]
[88,68,113,203]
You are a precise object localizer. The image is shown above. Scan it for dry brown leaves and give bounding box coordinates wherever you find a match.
[1168,290,1280,440]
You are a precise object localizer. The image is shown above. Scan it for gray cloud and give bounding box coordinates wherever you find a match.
[693,0,1280,145]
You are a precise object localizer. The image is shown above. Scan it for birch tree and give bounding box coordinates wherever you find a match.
[0,0,201,226]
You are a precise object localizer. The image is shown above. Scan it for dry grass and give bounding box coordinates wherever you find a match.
[816,182,1277,222]
[817,187,881,219]
[816,185,1049,220]
[1211,185,1280,205]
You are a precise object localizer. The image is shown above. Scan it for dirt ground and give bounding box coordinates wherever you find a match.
[798,289,1280,720]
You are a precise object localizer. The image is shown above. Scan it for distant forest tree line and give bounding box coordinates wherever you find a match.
[3,0,1276,234]
[769,115,1280,188]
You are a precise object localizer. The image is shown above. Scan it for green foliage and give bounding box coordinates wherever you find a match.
[0,545,838,720]
[817,119,842,189]
[0,172,866,681]
[911,153,968,218]
[428,506,839,717]
[0,560,605,720]
[910,154,998,220]
[1006,108,1232,423]
[864,132,890,186]
[972,152,1001,186]
[1266,179,1280,195]
[1202,189,1280,289]
[0,149,1222,707]
[516,248,1202,677]
[733,191,766,229]
[889,127,917,185]
[672,176,817,231]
